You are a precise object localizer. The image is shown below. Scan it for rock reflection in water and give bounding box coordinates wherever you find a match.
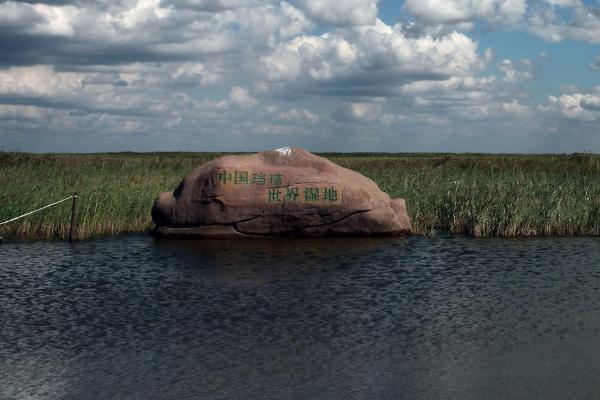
[156,237,408,284]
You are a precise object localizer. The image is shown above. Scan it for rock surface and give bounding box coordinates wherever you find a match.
[152,147,412,238]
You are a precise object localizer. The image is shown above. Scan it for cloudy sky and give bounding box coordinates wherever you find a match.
[0,0,599,152]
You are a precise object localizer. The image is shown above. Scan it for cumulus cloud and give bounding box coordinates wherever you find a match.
[396,75,496,96]
[500,99,531,116]
[403,0,600,44]
[529,2,600,43]
[0,1,78,36]
[0,65,78,97]
[296,0,378,26]
[406,79,532,121]
[0,64,259,141]
[541,89,600,122]
[163,0,262,11]
[261,19,488,97]
[0,0,312,66]
[0,0,598,152]
[324,71,532,127]
[498,58,534,82]
[332,101,382,122]
[169,63,223,87]
[259,104,322,128]
[227,86,256,109]
[403,0,527,27]
[581,96,600,111]
[276,107,320,123]
[0,104,47,120]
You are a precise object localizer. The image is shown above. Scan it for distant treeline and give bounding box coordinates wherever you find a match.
[1,152,600,239]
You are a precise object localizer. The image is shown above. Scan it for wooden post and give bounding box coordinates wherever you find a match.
[69,192,78,242]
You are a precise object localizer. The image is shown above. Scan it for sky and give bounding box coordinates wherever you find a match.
[0,0,599,153]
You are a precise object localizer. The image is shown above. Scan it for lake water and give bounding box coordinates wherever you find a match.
[1,235,600,399]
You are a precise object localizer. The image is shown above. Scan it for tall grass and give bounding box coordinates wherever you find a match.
[0,152,217,239]
[1,152,600,239]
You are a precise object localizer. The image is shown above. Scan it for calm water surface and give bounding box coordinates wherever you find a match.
[1,235,600,399]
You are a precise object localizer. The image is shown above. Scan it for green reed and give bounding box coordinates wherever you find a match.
[1,152,599,239]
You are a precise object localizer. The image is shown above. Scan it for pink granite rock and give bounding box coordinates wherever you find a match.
[152,147,412,238]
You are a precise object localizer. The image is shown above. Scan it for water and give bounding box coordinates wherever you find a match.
[1,235,600,400]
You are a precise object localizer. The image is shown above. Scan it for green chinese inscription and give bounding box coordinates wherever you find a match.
[251,172,265,185]
[304,187,319,202]
[234,170,249,185]
[285,187,299,201]
[217,169,282,186]
[282,186,340,203]
[217,169,232,185]
[269,173,282,187]
[265,185,342,203]
[323,187,338,201]
[268,188,282,202]
[216,169,341,205]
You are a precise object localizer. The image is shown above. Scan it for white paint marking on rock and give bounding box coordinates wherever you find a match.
[275,146,292,157]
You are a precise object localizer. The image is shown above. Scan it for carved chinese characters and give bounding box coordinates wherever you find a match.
[216,168,342,206]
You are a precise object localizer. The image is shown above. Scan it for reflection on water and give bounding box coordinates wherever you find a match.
[1,235,600,399]
[157,237,408,285]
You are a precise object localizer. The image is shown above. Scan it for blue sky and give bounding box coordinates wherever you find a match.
[0,0,599,153]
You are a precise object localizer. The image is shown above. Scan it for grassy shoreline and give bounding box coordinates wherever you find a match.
[2,152,600,239]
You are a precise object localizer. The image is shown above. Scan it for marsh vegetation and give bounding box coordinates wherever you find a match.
[2,152,600,239]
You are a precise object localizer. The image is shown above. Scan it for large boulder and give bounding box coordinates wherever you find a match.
[152,147,412,238]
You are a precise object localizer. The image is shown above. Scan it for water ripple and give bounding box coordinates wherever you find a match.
[1,236,600,399]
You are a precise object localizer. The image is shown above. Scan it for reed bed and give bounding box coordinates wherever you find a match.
[1,152,600,239]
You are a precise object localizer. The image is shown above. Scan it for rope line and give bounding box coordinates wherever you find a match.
[0,195,76,226]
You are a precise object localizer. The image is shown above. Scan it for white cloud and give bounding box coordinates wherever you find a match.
[543,0,579,7]
[403,0,526,27]
[114,0,171,29]
[166,0,261,11]
[542,90,600,122]
[0,0,313,67]
[330,99,410,128]
[278,2,313,38]
[0,0,599,152]
[31,3,78,36]
[0,64,257,136]
[261,19,487,97]
[333,101,382,122]
[276,107,320,123]
[227,86,257,109]
[581,96,600,111]
[404,0,490,23]
[445,98,531,121]
[0,105,47,120]
[0,65,84,98]
[0,1,78,36]
[387,72,534,122]
[403,0,600,44]
[297,0,378,26]
[498,0,528,24]
[525,2,600,43]
[500,99,531,116]
[170,63,222,87]
[498,59,533,82]
[397,75,496,96]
